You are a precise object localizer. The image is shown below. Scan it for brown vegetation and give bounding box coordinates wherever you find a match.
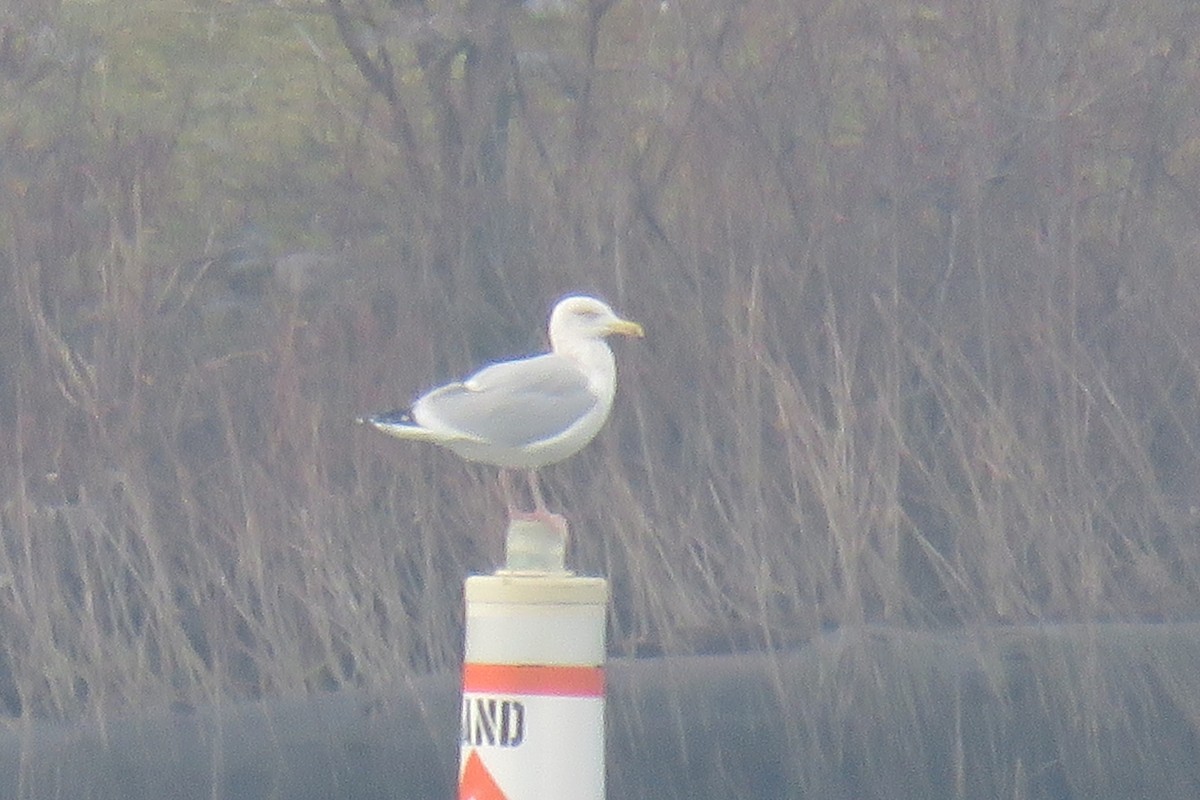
[1,0,1199,735]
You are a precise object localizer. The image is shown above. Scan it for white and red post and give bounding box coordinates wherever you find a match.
[458,550,607,800]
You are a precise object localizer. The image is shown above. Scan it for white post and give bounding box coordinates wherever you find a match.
[458,520,607,800]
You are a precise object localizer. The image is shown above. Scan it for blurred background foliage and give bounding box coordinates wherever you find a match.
[2,0,1200,724]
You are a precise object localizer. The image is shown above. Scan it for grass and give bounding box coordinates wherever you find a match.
[1,2,1199,781]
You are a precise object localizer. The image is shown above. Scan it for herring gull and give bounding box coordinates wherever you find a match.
[360,295,644,527]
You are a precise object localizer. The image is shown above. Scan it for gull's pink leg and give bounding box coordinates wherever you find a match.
[499,469,567,539]
[528,469,548,514]
[499,468,529,519]
[525,469,568,539]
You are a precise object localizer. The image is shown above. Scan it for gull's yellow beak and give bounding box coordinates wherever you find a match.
[607,318,645,338]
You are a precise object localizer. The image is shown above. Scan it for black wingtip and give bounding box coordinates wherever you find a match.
[357,409,415,426]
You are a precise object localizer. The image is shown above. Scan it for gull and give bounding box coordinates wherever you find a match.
[359,295,644,530]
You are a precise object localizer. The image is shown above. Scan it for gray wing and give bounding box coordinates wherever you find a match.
[413,353,599,448]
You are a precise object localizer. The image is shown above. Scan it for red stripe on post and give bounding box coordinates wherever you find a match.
[462,663,605,698]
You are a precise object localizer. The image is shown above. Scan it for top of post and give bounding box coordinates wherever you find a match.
[499,517,570,575]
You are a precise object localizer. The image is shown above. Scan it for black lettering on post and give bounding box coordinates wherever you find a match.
[462,697,527,748]
[500,700,525,747]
